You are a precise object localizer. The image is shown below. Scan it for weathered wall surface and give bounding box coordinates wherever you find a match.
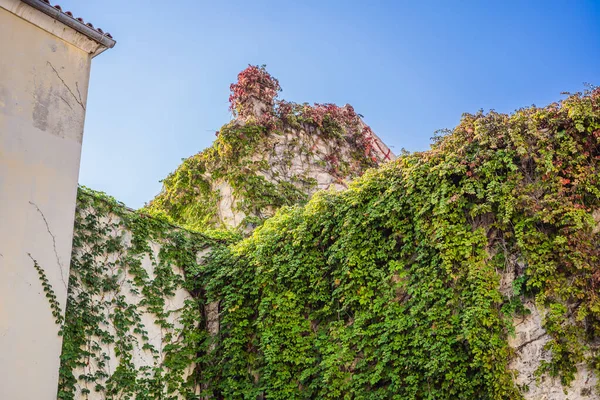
[509,302,598,400]
[214,125,392,228]
[500,254,599,399]
[0,2,96,399]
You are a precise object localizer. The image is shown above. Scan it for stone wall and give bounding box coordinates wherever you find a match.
[500,252,599,399]
[509,302,597,399]
[214,121,394,228]
[60,191,213,399]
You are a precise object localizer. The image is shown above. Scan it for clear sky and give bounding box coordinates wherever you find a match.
[66,0,600,208]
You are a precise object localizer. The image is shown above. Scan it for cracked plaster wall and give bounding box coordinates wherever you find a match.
[0,5,93,399]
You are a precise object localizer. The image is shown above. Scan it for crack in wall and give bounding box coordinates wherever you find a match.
[47,61,85,111]
[75,82,85,107]
[29,201,68,289]
[58,95,73,110]
[516,332,547,353]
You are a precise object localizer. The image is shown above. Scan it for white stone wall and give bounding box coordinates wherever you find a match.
[509,302,598,399]
[501,255,599,399]
[69,212,198,399]
[213,124,394,228]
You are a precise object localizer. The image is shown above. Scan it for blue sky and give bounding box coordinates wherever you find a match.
[68,0,600,208]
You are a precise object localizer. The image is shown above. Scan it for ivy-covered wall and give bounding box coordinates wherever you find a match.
[59,66,397,399]
[58,188,232,399]
[57,68,600,399]
[191,87,600,400]
[145,66,393,232]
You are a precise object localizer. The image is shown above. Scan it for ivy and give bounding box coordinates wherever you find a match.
[58,187,227,400]
[193,87,600,399]
[59,79,600,399]
[145,66,387,232]
[29,253,65,327]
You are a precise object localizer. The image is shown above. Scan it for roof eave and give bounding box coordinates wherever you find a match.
[20,0,116,54]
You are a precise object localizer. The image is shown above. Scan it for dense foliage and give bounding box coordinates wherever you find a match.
[229,65,281,121]
[146,66,389,231]
[58,81,600,399]
[190,88,600,399]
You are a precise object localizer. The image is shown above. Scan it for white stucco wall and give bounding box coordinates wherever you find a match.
[0,2,101,398]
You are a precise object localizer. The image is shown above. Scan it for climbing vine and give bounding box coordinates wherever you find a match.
[29,253,65,327]
[229,64,281,121]
[189,87,600,399]
[146,65,390,232]
[60,75,600,399]
[58,187,229,400]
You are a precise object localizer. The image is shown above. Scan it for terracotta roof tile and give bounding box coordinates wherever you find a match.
[35,0,113,39]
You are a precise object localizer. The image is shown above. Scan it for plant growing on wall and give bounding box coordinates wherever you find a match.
[59,67,600,399]
[57,187,230,400]
[229,64,281,122]
[191,87,600,399]
[146,66,390,232]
